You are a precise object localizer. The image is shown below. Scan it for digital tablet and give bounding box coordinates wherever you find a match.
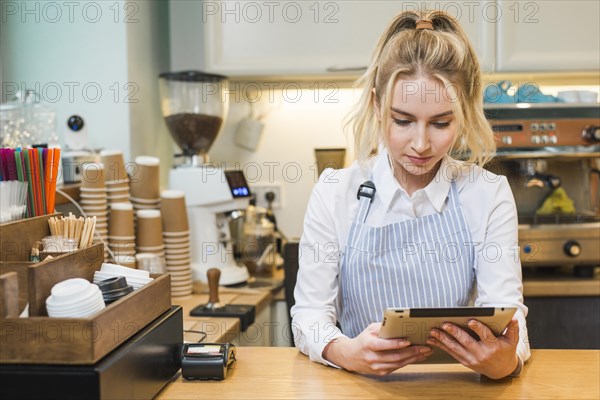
[379,307,517,364]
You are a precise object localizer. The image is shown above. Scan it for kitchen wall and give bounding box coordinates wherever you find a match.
[1,0,130,151]
[210,86,359,239]
[0,0,173,181]
[124,1,174,183]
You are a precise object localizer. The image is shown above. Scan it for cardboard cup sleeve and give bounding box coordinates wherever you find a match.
[108,204,135,237]
[100,150,129,182]
[136,210,165,247]
[130,157,160,200]
[81,163,106,189]
[160,191,189,232]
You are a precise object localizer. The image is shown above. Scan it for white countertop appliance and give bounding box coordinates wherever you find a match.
[159,71,251,285]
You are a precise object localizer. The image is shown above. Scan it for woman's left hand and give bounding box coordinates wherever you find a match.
[427,319,520,379]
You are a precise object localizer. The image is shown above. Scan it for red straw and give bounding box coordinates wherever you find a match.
[48,148,61,213]
[30,149,41,216]
[45,148,52,213]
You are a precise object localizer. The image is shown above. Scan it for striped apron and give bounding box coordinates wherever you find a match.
[339,179,475,338]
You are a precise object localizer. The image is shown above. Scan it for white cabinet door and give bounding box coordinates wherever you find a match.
[496,0,600,71]
[185,0,494,76]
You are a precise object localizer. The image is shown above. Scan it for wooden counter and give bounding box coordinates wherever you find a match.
[157,348,599,400]
[173,289,275,344]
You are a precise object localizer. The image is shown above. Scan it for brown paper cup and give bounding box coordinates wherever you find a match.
[80,199,108,206]
[101,150,129,182]
[109,242,136,249]
[106,181,130,191]
[160,190,189,232]
[130,156,160,200]
[137,245,166,252]
[136,210,164,247]
[108,196,131,205]
[166,258,191,266]
[108,203,135,237]
[82,205,108,212]
[111,247,136,258]
[108,237,136,246]
[166,264,191,271]
[113,254,137,265]
[165,246,190,254]
[81,163,106,189]
[80,191,107,198]
[107,195,131,203]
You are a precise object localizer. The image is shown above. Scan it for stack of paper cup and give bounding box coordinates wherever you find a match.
[130,156,161,212]
[113,254,137,269]
[136,209,165,258]
[80,163,109,260]
[160,190,192,297]
[108,203,136,264]
[101,150,131,205]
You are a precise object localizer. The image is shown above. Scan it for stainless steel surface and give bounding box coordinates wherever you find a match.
[227,207,278,275]
[486,104,600,271]
[495,147,600,159]
[519,223,600,266]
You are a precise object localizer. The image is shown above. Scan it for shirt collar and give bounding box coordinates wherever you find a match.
[423,156,453,212]
[372,150,459,213]
[371,149,401,211]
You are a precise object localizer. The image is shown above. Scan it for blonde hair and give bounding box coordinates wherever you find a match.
[346,10,495,166]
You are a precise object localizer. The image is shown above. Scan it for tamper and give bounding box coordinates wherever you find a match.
[189,268,255,330]
[204,268,225,310]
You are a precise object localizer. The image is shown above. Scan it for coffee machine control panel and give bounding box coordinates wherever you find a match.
[224,170,251,198]
[491,118,600,147]
[485,105,600,148]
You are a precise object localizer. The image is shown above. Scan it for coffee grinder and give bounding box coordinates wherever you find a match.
[159,71,251,285]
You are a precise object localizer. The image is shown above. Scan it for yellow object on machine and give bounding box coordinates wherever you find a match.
[536,187,576,215]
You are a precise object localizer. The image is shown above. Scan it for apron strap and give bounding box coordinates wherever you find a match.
[356,180,376,223]
[447,180,459,208]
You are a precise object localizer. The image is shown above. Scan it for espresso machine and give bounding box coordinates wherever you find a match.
[159,71,251,285]
[485,103,600,275]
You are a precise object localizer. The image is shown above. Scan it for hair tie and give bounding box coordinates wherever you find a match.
[415,19,433,30]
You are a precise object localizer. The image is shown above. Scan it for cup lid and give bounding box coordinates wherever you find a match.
[111,202,133,211]
[135,156,160,166]
[100,149,123,157]
[161,190,185,199]
[83,162,105,172]
[137,209,161,218]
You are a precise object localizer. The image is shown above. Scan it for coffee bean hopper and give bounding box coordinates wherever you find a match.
[159,71,251,285]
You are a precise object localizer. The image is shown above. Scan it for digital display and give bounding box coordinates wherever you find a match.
[492,124,523,132]
[224,170,250,198]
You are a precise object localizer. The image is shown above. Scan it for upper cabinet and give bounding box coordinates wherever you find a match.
[170,1,597,77]
[496,0,600,71]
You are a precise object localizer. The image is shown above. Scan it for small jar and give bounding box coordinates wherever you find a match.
[42,236,65,253]
[62,238,79,252]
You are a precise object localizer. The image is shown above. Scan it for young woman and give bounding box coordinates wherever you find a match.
[291,11,530,379]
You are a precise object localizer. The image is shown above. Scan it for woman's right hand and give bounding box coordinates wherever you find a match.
[322,323,433,375]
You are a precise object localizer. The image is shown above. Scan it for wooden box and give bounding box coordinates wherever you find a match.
[0,243,172,365]
[0,213,60,262]
[0,213,62,315]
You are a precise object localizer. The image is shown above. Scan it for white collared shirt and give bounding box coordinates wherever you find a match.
[291,149,531,367]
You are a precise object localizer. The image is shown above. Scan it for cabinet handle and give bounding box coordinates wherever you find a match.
[326,65,368,72]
